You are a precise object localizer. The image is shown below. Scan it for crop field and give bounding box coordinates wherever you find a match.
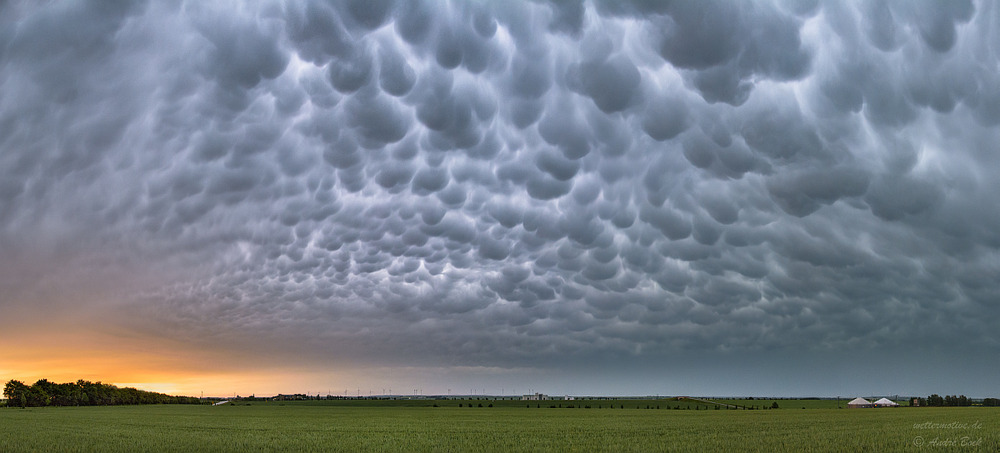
[1,400,997,452]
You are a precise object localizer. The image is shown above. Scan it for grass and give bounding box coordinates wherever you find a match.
[1,401,997,452]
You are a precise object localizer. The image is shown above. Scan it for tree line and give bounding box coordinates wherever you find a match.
[914,394,992,407]
[3,379,201,407]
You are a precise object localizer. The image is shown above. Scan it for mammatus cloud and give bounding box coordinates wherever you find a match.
[1,0,999,394]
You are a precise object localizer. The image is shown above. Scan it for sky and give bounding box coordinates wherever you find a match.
[1,0,999,398]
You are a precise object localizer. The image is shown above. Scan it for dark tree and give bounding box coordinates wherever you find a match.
[3,380,28,408]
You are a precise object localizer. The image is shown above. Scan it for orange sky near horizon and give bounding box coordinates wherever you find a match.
[1,354,354,398]
[0,326,353,398]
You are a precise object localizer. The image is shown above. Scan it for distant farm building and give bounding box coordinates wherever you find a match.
[522,393,549,401]
[874,398,899,407]
[272,394,309,401]
[847,397,873,408]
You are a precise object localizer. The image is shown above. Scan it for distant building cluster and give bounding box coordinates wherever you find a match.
[272,394,311,401]
[521,393,576,401]
[847,397,899,408]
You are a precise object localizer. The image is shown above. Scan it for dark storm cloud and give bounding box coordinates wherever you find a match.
[2,0,1000,390]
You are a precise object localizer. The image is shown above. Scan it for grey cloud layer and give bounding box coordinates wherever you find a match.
[2,0,999,369]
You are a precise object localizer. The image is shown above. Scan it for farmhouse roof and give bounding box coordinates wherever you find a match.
[874,398,898,406]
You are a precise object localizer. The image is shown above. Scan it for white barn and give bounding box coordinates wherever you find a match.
[847,397,873,408]
[874,398,899,407]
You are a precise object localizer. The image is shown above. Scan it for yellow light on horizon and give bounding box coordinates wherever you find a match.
[0,321,356,398]
[113,382,181,396]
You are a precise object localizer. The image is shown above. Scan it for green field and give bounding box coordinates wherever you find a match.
[1,400,997,452]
